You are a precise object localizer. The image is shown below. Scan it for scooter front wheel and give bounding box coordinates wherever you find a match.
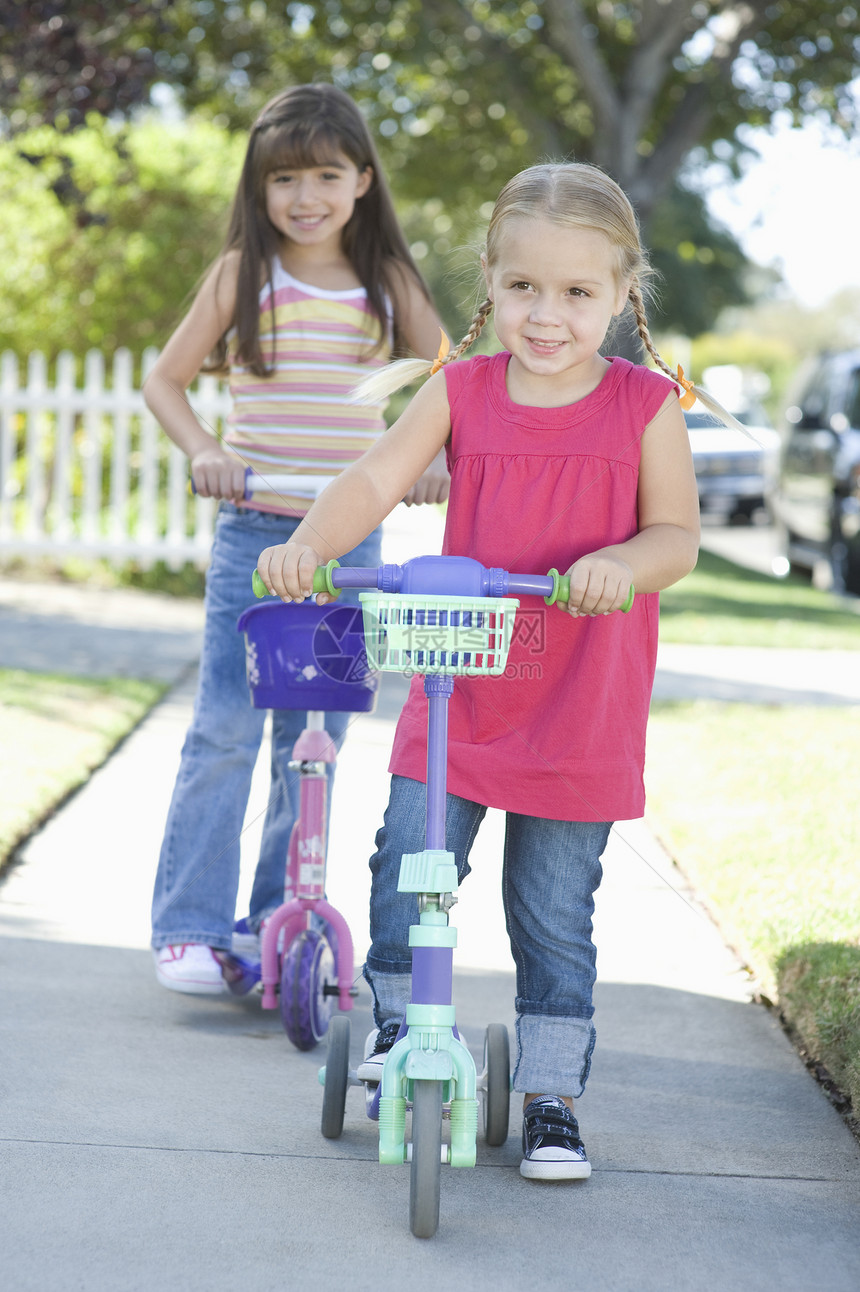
[280,927,335,1051]
[409,1080,443,1239]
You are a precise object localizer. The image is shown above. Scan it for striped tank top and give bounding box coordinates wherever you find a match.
[225,261,392,516]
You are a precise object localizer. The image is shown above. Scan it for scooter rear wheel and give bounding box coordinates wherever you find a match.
[321,1015,350,1139]
[280,927,335,1051]
[482,1023,511,1146]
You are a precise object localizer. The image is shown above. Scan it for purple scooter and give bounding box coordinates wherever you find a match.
[256,554,632,1238]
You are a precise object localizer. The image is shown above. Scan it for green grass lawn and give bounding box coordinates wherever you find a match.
[0,669,166,868]
[660,548,860,648]
[649,554,859,1117]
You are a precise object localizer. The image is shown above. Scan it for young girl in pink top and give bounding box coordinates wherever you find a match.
[258,162,705,1181]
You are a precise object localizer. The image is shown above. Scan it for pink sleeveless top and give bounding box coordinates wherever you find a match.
[388,352,677,822]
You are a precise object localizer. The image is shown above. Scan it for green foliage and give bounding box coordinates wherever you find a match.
[680,287,860,417]
[728,290,860,371]
[119,3,860,197]
[688,330,798,421]
[0,553,207,599]
[5,3,860,350]
[0,114,244,358]
[11,2,857,167]
[0,111,753,356]
[149,1,562,209]
[0,1,168,131]
[647,186,753,335]
[112,560,206,598]
[142,0,856,328]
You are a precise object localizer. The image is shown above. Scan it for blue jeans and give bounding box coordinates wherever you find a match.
[364,775,611,1098]
[151,503,381,951]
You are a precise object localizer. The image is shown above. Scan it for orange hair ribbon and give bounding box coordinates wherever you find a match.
[676,364,697,410]
[429,328,452,375]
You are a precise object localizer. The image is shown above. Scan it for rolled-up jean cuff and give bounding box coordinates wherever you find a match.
[512,1014,596,1098]
[362,965,412,1028]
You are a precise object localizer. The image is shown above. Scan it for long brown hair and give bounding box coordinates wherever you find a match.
[206,83,432,377]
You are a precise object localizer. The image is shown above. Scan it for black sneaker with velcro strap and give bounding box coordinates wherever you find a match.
[520,1095,591,1180]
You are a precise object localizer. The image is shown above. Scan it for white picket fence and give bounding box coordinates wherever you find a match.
[0,348,227,570]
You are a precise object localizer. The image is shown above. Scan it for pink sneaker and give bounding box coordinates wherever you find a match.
[153,944,227,995]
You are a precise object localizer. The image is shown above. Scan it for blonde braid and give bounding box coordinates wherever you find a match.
[445,299,493,364]
[628,279,674,381]
[351,299,493,405]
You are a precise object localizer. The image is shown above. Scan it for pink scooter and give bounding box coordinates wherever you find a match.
[219,592,377,1051]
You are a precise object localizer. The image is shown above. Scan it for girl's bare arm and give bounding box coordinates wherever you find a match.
[259,372,452,600]
[142,253,247,501]
[564,394,700,615]
[390,264,452,506]
[392,262,450,362]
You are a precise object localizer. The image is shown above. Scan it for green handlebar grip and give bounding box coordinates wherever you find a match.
[313,560,341,596]
[251,559,341,599]
[546,569,634,613]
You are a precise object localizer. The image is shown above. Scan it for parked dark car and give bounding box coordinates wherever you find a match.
[767,349,860,595]
[686,404,779,523]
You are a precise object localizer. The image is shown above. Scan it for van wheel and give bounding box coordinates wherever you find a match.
[831,534,860,596]
[830,503,860,596]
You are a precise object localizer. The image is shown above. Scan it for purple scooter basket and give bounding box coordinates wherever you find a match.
[237,601,378,713]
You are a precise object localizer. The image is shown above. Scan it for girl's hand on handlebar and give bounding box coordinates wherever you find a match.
[561,555,634,617]
[257,542,331,603]
[190,445,247,503]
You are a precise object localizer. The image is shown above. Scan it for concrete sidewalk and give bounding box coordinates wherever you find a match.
[1,510,859,1289]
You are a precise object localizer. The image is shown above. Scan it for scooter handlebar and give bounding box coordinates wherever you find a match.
[253,556,634,612]
[192,467,334,502]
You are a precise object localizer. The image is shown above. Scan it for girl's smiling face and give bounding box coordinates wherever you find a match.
[483,216,629,406]
[264,151,371,252]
